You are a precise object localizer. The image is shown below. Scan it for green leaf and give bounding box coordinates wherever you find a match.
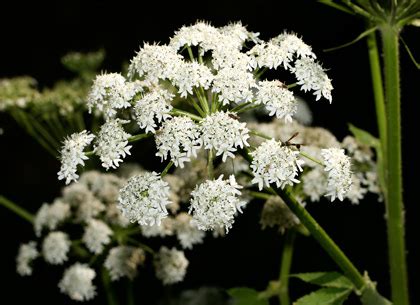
[294,287,352,305]
[291,272,354,289]
[361,286,393,305]
[348,124,380,148]
[227,287,269,305]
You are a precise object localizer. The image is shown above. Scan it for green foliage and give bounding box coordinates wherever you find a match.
[227,287,269,305]
[291,272,354,289]
[294,287,352,305]
[361,286,393,305]
[348,124,380,149]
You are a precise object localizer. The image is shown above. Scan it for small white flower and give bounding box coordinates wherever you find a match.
[128,43,183,84]
[200,112,250,162]
[189,175,245,232]
[83,219,113,254]
[211,45,255,71]
[346,174,368,204]
[154,247,188,285]
[118,172,171,226]
[255,80,297,122]
[141,217,175,238]
[42,231,70,265]
[248,42,293,70]
[134,88,173,134]
[250,139,304,190]
[104,246,145,281]
[58,131,95,184]
[155,116,202,168]
[219,21,260,47]
[87,73,137,118]
[34,200,71,237]
[94,119,132,170]
[172,61,214,98]
[174,213,205,249]
[59,263,96,301]
[321,148,353,201]
[302,167,327,202]
[16,241,38,276]
[270,32,316,59]
[292,57,333,102]
[212,67,257,105]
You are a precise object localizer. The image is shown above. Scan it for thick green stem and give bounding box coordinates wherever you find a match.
[380,24,409,305]
[0,196,34,223]
[171,109,202,121]
[274,187,366,290]
[278,230,295,305]
[101,268,119,305]
[367,31,387,152]
[161,161,174,177]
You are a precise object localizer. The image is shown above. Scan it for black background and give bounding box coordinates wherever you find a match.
[0,0,418,304]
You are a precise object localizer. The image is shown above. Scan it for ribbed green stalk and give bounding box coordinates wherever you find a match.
[0,195,34,223]
[278,230,295,305]
[380,24,409,305]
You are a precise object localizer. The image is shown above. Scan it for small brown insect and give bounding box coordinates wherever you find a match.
[228,113,240,120]
[283,132,303,149]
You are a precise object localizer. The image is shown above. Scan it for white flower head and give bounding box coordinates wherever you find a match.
[141,217,175,238]
[155,116,202,168]
[212,67,257,105]
[134,88,173,134]
[58,131,95,184]
[83,219,113,254]
[154,247,188,285]
[189,175,245,232]
[292,57,333,102]
[211,46,255,71]
[59,263,96,301]
[250,139,304,190]
[34,200,71,237]
[42,231,70,265]
[346,174,368,204]
[128,43,183,84]
[302,167,327,202]
[175,213,205,249]
[94,119,132,170]
[16,241,38,276]
[270,32,316,59]
[104,246,145,281]
[172,61,214,98]
[118,172,171,226]
[218,21,260,47]
[248,42,293,70]
[87,73,137,118]
[260,196,301,233]
[321,148,352,201]
[255,80,297,122]
[200,111,250,162]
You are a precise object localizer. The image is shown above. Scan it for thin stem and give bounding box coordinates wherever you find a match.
[0,196,34,223]
[286,83,298,89]
[231,101,252,113]
[101,268,119,305]
[278,230,296,305]
[161,161,174,177]
[250,129,273,140]
[236,104,263,114]
[171,108,202,121]
[126,237,155,255]
[127,280,135,305]
[249,191,272,200]
[274,187,366,290]
[380,24,409,305]
[299,152,324,166]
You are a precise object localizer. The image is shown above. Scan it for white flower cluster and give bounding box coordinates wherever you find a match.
[255,80,297,122]
[189,175,245,232]
[58,263,96,301]
[251,139,304,190]
[42,231,70,265]
[321,148,353,201]
[94,119,132,170]
[87,73,137,118]
[34,200,71,236]
[58,131,95,184]
[16,241,38,276]
[200,112,250,161]
[117,172,171,226]
[292,58,333,102]
[104,246,145,281]
[155,116,202,168]
[82,219,113,254]
[172,61,214,98]
[260,196,301,233]
[154,247,188,285]
[134,88,173,133]
[174,213,205,249]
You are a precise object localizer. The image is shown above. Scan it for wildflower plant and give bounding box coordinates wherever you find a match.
[0,19,401,304]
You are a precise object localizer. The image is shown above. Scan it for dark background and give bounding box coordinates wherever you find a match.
[0,0,418,304]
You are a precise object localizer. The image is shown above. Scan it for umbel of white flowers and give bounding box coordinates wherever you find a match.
[56,21,355,237]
